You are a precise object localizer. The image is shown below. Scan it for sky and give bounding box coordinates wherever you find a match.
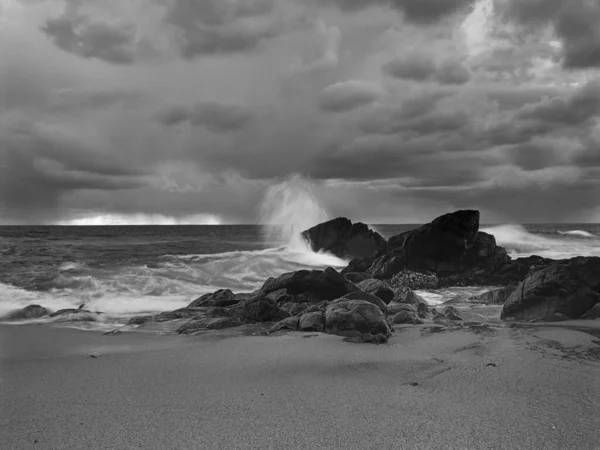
[1,0,600,225]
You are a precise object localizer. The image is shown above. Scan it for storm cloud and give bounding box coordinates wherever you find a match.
[1,0,600,224]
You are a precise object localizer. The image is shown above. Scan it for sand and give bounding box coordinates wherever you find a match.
[1,322,600,450]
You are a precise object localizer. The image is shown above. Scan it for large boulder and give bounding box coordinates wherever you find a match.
[2,304,49,321]
[301,217,386,260]
[356,279,395,304]
[501,257,600,321]
[371,210,509,277]
[269,316,300,333]
[259,267,358,303]
[298,312,325,332]
[234,298,290,323]
[340,291,388,314]
[324,299,392,343]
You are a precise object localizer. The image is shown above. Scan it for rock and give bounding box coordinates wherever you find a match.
[501,257,600,321]
[188,289,249,308]
[234,298,290,322]
[543,313,570,322]
[128,315,153,325]
[259,267,358,303]
[387,303,415,315]
[298,312,325,332]
[49,309,102,321]
[2,304,49,320]
[356,279,394,304]
[324,299,392,343]
[467,286,518,304]
[341,257,377,275]
[340,291,388,314]
[394,287,426,305]
[279,302,310,316]
[344,272,371,284]
[392,310,424,325]
[269,316,300,333]
[177,317,241,334]
[154,307,213,322]
[443,306,463,321]
[581,303,600,319]
[301,217,386,260]
[415,301,430,319]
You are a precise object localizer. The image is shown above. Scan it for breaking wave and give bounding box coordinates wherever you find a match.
[482,224,600,259]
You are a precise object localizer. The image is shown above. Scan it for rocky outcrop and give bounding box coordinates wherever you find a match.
[356,279,395,304]
[324,299,392,344]
[341,210,510,281]
[389,270,439,290]
[301,217,386,260]
[259,267,358,303]
[2,304,49,320]
[233,298,289,323]
[501,257,600,321]
[188,289,252,308]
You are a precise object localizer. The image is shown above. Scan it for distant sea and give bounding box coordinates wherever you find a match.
[1,223,600,327]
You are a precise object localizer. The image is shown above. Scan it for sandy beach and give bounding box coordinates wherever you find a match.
[1,322,599,450]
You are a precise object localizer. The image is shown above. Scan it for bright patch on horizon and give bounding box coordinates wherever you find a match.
[59,213,222,226]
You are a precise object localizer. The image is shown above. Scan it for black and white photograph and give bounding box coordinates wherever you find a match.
[1,0,600,448]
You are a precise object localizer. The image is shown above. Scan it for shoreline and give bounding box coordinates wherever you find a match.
[2,322,599,449]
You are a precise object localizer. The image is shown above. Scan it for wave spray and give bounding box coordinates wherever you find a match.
[259,174,330,250]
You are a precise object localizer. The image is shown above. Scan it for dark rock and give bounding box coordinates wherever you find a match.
[467,286,518,304]
[341,257,377,275]
[387,303,415,316]
[128,315,153,325]
[188,289,250,308]
[301,301,329,314]
[394,287,427,305]
[324,299,392,343]
[301,217,386,260]
[2,304,49,320]
[340,290,388,314]
[259,267,358,302]
[279,302,310,316]
[298,312,325,332]
[344,272,371,284]
[543,313,570,322]
[154,307,212,322]
[234,298,290,322]
[443,306,463,321]
[356,279,394,304]
[49,309,102,321]
[177,317,241,334]
[501,257,600,321]
[415,301,430,319]
[581,303,600,319]
[392,310,424,325]
[269,316,300,333]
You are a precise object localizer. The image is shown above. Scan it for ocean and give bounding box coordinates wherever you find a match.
[2,223,600,328]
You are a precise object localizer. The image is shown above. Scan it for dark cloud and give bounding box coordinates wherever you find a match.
[383,54,470,84]
[155,102,252,132]
[42,15,138,64]
[318,81,381,112]
[47,88,143,111]
[323,0,476,24]
[164,0,286,58]
[497,0,600,69]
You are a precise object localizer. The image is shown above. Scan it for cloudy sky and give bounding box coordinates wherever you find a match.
[1,0,600,225]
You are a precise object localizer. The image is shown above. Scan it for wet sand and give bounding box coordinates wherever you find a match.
[1,322,600,450]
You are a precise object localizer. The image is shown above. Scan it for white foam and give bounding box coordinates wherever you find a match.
[558,230,595,238]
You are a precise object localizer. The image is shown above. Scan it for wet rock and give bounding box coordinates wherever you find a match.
[340,290,388,314]
[325,299,392,344]
[387,303,415,316]
[443,306,463,321]
[298,312,325,332]
[501,257,600,321]
[188,289,249,308]
[2,304,49,321]
[269,316,300,333]
[394,287,427,305]
[49,309,102,322]
[301,217,386,260]
[128,315,153,325]
[392,310,424,325]
[259,267,358,303]
[234,298,290,323]
[344,272,372,284]
[356,279,394,304]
